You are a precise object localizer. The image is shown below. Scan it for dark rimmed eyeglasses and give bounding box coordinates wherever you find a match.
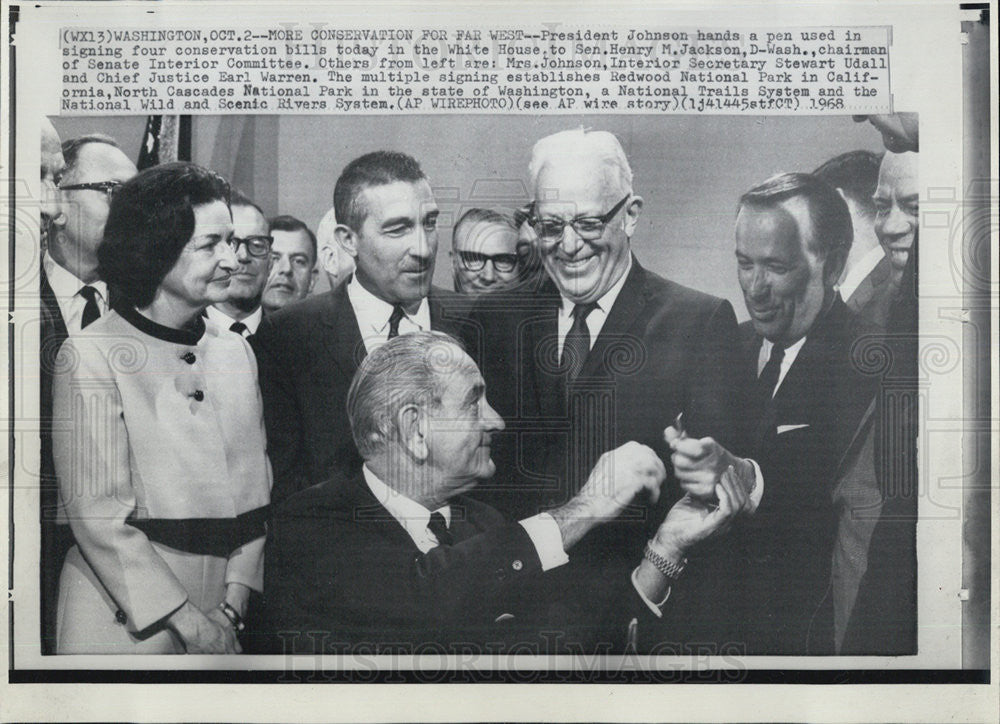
[58,180,123,201]
[227,235,273,258]
[531,194,631,243]
[454,250,519,273]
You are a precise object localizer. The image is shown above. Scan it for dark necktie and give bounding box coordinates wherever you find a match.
[561,302,597,380]
[387,304,406,340]
[229,321,248,336]
[756,342,786,403]
[427,511,453,546]
[79,285,101,329]
[753,342,786,447]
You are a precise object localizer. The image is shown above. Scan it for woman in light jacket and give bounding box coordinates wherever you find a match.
[53,162,271,653]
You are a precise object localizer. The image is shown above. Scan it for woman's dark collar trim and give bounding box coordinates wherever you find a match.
[116,302,206,346]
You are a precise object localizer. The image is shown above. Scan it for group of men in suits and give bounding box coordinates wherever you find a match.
[256,126,919,656]
[39,118,919,657]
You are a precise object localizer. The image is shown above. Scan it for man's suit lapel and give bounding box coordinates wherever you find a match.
[321,284,366,377]
[345,474,424,553]
[525,278,564,418]
[40,266,68,347]
[577,259,647,380]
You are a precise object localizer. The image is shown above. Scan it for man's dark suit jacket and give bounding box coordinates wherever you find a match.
[40,266,69,654]
[262,471,551,652]
[844,254,894,331]
[39,267,123,653]
[250,283,470,507]
[467,259,747,643]
[688,298,877,655]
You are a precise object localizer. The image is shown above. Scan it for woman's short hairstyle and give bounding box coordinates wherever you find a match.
[99,162,231,308]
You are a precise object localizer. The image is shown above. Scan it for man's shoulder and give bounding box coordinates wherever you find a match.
[274,471,365,523]
[637,266,727,315]
[254,288,348,344]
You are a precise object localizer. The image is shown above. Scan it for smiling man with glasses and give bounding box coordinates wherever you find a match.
[450,208,522,295]
[206,189,272,338]
[470,128,759,650]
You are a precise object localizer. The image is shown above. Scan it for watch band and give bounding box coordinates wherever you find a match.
[644,541,686,580]
[218,601,245,632]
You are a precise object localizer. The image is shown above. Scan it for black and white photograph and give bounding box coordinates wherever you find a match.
[34,112,921,660]
[3,1,995,722]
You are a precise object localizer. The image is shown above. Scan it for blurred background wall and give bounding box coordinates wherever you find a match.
[51,114,882,317]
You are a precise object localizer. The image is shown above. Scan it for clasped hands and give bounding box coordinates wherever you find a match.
[653,424,756,560]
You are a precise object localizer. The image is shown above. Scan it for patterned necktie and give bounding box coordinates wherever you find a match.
[561,302,598,380]
[427,511,453,546]
[387,304,406,340]
[79,285,101,329]
[229,321,248,336]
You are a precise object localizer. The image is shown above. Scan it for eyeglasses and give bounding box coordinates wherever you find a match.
[227,235,273,258]
[58,180,122,201]
[531,194,631,243]
[454,250,519,273]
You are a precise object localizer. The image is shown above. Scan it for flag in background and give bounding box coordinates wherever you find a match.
[137,115,192,169]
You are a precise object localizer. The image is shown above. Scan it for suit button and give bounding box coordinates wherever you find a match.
[115,609,127,625]
[512,559,523,571]
[192,390,205,401]
[181,352,196,365]
[495,567,507,581]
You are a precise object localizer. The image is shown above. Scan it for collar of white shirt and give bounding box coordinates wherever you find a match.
[347,274,431,352]
[42,251,109,333]
[362,464,451,554]
[206,304,263,335]
[758,334,808,396]
[556,254,633,354]
[837,244,886,301]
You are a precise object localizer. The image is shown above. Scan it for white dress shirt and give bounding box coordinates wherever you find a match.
[556,255,632,357]
[347,276,431,354]
[42,252,108,336]
[206,304,262,337]
[361,465,568,570]
[837,244,886,302]
[757,335,808,397]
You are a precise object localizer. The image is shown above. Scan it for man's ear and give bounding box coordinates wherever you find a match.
[307,266,318,294]
[334,224,359,258]
[623,194,643,237]
[824,247,849,288]
[397,403,429,462]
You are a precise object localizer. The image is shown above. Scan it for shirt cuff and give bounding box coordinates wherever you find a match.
[746,458,764,514]
[631,566,671,618]
[519,513,570,572]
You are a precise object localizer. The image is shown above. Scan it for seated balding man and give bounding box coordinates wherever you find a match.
[264,332,749,652]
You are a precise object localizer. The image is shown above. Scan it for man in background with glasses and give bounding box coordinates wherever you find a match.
[206,189,272,338]
[450,208,522,295]
[40,130,137,653]
[471,128,758,648]
[46,133,137,334]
